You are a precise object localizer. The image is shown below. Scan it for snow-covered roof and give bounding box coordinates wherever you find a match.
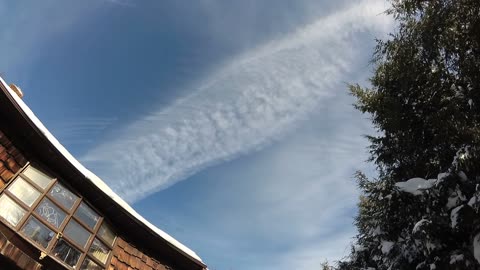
[0,77,204,266]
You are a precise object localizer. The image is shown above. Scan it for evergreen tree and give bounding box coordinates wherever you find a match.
[334,0,480,269]
[351,0,480,181]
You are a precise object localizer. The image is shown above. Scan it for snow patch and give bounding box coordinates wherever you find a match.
[468,194,478,207]
[446,186,467,210]
[413,219,430,234]
[474,233,480,264]
[380,240,394,254]
[450,254,464,264]
[426,241,437,252]
[354,244,366,252]
[371,226,383,236]
[395,178,436,195]
[437,172,449,182]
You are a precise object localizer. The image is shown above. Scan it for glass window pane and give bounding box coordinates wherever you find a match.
[8,177,41,207]
[74,202,100,230]
[35,198,67,229]
[64,219,91,248]
[0,195,26,226]
[53,239,81,268]
[89,238,110,264]
[80,258,102,270]
[21,217,55,248]
[49,182,78,211]
[22,166,53,190]
[98,222,115,246]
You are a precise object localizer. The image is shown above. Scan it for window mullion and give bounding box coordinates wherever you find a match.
[80,216,104,268]
[0,162,30,193]
[0,164,116,270]
[15,190,44,231]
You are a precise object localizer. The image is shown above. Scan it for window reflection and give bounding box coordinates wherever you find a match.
[35,198,67,228]
[22,166,53,190]
[80,258,102,270]
[0,165,116,268]
[21,217,54,248]
[0,195,26,226]
[75,202,100,230]
[49,182,78,211]
[53,239,81,268]
[98,222,115,246]
[89,238,110,263]
[8,177,40,207]
[64,219,91,248]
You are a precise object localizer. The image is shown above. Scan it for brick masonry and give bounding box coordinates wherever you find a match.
[110,238,173,270]
[0,130,27,188]
[0,231,42,270]
[0,129,175,269]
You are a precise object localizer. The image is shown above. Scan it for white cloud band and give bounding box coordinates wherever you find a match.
[83,0,392,202]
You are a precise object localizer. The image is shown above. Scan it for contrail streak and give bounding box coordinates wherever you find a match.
[83,0,392,202]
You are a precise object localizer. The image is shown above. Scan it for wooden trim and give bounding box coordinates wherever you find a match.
[18,174,54,194]
[2,191,32,229]
[0,86,207,270]
[0,166,119,270]
[0,226,43,270]
[0,162,29,194]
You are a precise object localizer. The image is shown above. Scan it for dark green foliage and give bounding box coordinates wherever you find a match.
[333,0,480,269]
[351,0,480,181]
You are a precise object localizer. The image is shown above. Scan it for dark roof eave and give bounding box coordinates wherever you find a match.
[0,81,207,270]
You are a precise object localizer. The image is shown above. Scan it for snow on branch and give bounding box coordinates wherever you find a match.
[395,178,436,196]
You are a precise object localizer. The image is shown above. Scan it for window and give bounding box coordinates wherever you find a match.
[0,165,116,269]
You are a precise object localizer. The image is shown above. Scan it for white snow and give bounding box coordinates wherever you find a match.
[446,186,467,210]
[380,240,394,254]
[412,219,429,234]
[425,241,437,252]
[474,233,480,264]
[437,172,449,182]
[0,78,203,264]
[354,244,366,252]
[395,178,436,195]
[450,254,464,264]
[371,226,383,236]
[452,146,470,169]
[450,205,464,229]
[468,194,478,207]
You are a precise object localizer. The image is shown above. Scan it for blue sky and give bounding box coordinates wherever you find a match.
[0,1,393,269]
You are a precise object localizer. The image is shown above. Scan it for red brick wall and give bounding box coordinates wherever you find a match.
[0,231,42,270]
[0,130,39,268]
[110,238,172,270]
[0,130,176,270]
[0,130,27,189]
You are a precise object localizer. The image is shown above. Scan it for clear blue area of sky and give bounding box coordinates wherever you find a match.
[0,1,386,269]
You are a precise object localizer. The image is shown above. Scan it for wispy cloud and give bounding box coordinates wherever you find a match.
[52,117,118,146]
[82,0,392,202]
[151,94,377,269]
[103,0,135,7]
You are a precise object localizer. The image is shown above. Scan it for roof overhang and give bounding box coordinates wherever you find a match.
[0,77,207,270]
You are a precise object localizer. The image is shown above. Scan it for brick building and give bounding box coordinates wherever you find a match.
[0,77,207,270]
